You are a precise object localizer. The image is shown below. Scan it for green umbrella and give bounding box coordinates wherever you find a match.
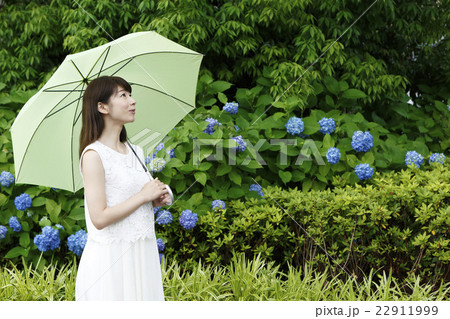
[10,31,203,192]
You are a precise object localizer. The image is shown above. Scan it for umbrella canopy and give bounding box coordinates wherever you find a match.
[10,31,203,192]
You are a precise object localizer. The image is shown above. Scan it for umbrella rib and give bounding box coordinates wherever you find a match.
[43,79,84,92]
[109,57,134,77]
[45,96,83,119]
[130,82,194,108]
[71,82,87,191]
[71,60,87,81]
[95,46,111,78]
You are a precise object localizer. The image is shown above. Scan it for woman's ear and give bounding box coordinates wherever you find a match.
[98,102,109,115]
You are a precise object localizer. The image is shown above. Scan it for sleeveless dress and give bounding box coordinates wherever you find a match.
[75,140,164,301]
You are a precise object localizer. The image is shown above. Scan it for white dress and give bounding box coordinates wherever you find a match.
[75,140,164,301]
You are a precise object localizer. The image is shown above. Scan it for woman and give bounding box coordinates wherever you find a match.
[75,76,169,301]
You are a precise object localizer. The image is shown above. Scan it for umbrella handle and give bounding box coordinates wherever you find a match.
[127,140,174,205]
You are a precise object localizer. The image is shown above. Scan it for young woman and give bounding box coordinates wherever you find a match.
[76,76,169,301]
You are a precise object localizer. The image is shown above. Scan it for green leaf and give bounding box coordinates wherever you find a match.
[341,89,367,99]
[279,171,292,184]
[229,187,245,198]
[0,193,8,206]
[208,81,232,94]
[19,233,30,248]
[229,169,242,186]
[323,134,334,149]
[302,178,312,192]
[217,92,228,104]
[361,152,375,165]
[46,199,61,223]
[194,172,207,186]
[68,207,85,221]
[346,154,359,168]
[5,247,28,259]
[323,76,340,95]
[32,196,47,207]
[188,192,203,207]
[216,164,232,176]
[302,116,320,135]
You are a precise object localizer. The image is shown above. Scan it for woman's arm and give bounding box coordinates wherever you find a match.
[81,149,167,230]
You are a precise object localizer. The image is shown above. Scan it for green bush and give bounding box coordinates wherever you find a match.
[157,162,449,284]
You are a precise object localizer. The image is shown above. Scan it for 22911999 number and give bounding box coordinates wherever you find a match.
[376,305,438,316]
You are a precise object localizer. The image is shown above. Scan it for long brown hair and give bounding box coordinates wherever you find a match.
[79,76,132,158]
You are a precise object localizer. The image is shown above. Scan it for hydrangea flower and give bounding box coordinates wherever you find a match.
[14,193,32,211]
[235,125,240,131]
[285,117,304,136]
[223,102,239,114]
[156,210,173,225]
[0,225,7,239]
[405,151,424,168]
[67,229,87,256]
[231,135,247,152]
[203,117,222,135]
[318,117,336,135]
[354,164,374,181]
[55,224,64,230]
[149,157,166,173]
[429,153,445,165]
[9,216,21,232]
[212,199,226,212]
[156,238,165,252]
[0,171,14,187]
[153,207,161,214]
[27,211,34,218]
[34,226,60,252]
[326,147,341,164]
[351,131,373,152]
[166,148,175,159]
[159,253,165,263]
[249,184,264,197]
[179,209,198,230]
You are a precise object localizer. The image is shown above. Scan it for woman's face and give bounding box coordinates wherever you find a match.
[102,86,136,124]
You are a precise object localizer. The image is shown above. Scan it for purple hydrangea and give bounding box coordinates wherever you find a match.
[0,225,7,239]
[212,199,226,212]
[429,153,445,165]
[351,131,373,152]
[405,151,424,168]
[203,117,222,135]
[223,102,239,114]
[156,210,173,225]
[156,238,165,252]
[326,147,341,164]
[154,207,161,214]
[67,229,87,256]
[8,216,21,232]
[34,226,60,252]
[149,157,166,173]
[231,135,247,152]
[354,164,374,181]
[0,171,15,187]
[285,117,304,136]
[14,193,32,211]
[318,117,336,135]
[249,184,264,197]
[179,209,198,230]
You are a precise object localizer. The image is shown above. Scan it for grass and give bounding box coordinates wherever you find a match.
[0,254,448,301]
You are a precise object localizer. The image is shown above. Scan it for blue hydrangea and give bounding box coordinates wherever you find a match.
[285,117,304,136]
[14,193,32,211]
[154,207,161,214]
[351,131,373,152]
[34,226,60,252]
[231,135,247,152]
[235,125,240,131]
[223,102,239,114]
[326,147,341,164]
[429,153,445,165]
[156,210,173,225]
[249,184,264,197]
[156,238,165,252]
[0,225,7,239]
[67,229,87,256]
[203,117,222,135]
[9,216,21,232]
[212,199,226,212]
[318,117,336,135]
[405,151,424,168]
[167,148,175,159]
[354,164,374,181]
[149,157,166,173]
[179,209,198,230]
[0,171,15,187]
[55,224,64,230]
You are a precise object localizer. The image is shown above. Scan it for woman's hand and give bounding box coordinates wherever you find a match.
[139,177,168,204]
[153,192,172,207]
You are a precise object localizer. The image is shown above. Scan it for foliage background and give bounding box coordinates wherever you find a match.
[0,0,449,286]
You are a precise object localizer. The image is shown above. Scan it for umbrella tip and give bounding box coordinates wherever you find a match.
[82,78,89,85]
